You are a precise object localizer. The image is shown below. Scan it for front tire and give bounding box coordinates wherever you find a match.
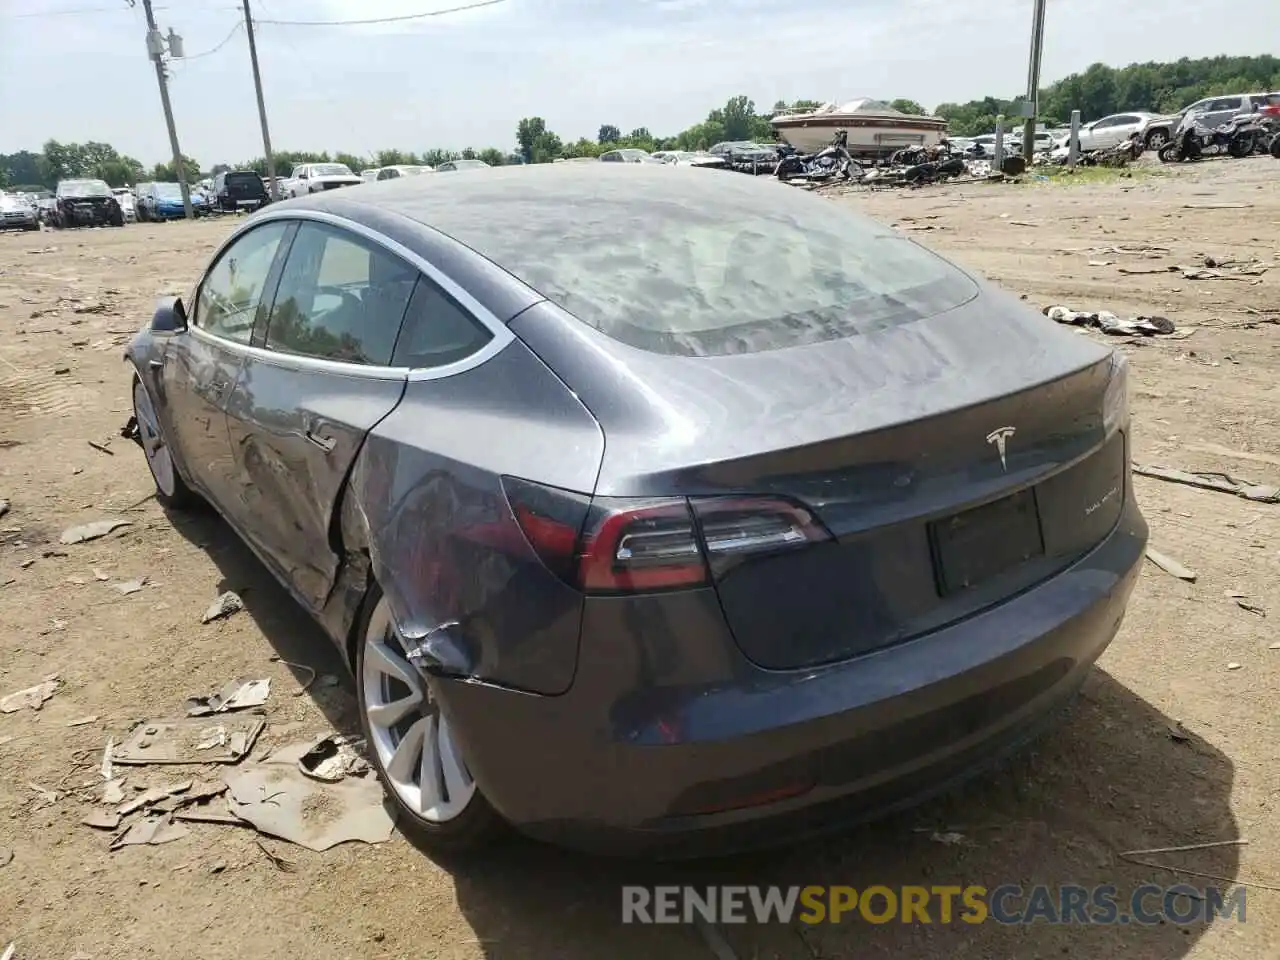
[355,588,502,853]
[132,376,197,509]
[1228,134,1254,158]
[1158,142,1181,163]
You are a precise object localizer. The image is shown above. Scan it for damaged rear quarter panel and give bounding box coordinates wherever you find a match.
[345,337,604,695]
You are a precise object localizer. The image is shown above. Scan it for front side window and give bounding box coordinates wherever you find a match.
[265,222,418,365]
[195,222,291,344]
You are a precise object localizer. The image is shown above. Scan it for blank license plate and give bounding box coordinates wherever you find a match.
[930,489,1044,596]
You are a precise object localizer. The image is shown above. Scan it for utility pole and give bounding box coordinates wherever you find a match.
[1022,0,1048,164]
[241,0,280,201]
[141,0,194,219]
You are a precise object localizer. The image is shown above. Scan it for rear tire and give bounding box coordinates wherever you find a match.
[355,587,502,853]
[1144,129,1169,150]
[1271,135,1280,159]
[1158,142,1181,163]
[131,376,198,510]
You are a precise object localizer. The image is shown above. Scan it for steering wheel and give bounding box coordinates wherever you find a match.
[312,285,362,316]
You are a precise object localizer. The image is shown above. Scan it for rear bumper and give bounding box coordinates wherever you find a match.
[435,495,1147,857]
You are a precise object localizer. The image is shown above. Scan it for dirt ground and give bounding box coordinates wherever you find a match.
[2,158,1279,960]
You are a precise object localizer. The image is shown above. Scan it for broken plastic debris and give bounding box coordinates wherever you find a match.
[110,814,191,850]
[271,733,370,783]
[1145,547,1197,583]
[185,677,270,716]
[83,808,121,830]
[196,726,227,750]
[101,779,126,804]
[66,715,98,727]
[930,831,967,846]
[201,591,244,623]
[1134,465,1280,504]
[59,518,131,545]
[118,780,191,816]
[0,674,59,713]
[223,746,396,852]
[113,716,264,766]
[112,578,147,596]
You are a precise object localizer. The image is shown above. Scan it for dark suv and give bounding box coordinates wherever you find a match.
[213,170,271,214]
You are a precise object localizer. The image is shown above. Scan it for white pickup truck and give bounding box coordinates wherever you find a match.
[282,162,363,198]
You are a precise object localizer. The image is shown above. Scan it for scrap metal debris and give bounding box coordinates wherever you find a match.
[1134,465,1280,503]
[59,518,130,545]
[184,677,271,717]
[268,655,317,695]
[1145,547,1197,582]
[201,591,244,623]
[66,715,99,727]
[1043,305,1175,337]
[101,779,126,804]
[0,674,59,713]
[112,715,265,765]
[1225,591,1265,617]
[112,577,147,596]
[1167,721,1191,743]
[0,500,8,519]
[255,839,297,872]
[223,742,396,852]
[110,814,190,850]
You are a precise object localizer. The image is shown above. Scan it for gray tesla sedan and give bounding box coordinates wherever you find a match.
[124,164,1147,857]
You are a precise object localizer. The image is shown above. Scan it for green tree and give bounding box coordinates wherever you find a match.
[597,124,620,144]
[516,117,547,163]
[151,154,201,181]
[372,149,412,167]
[889,98,927,115]
[422,148,459,167]
[476,147,506,166]
[530,130,563,163]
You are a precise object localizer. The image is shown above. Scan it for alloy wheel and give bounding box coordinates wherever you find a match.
[132,380,176,498]
[362,600,476,822]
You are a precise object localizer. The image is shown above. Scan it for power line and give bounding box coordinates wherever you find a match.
[255,0,506,27]
[176,20,244,60]
[4,4,165,18]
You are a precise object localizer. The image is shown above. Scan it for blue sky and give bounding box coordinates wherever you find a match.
[2,0,1278,166]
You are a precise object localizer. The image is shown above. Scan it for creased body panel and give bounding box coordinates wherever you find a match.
[346,338,604,695]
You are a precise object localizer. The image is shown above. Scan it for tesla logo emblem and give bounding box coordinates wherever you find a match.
[986,426,1016,471]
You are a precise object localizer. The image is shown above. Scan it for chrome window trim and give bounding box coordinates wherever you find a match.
[190,207,514,383]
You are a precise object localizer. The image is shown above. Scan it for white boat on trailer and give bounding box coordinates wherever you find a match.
[771,98,948,158]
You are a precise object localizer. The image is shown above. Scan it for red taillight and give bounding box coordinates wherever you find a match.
[578,499,708,593]
[504,477,833,596]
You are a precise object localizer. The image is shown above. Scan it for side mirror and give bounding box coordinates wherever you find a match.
[150,296,187,333]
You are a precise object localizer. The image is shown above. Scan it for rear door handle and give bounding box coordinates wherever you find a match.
[148,359,163,370]
[304,429,336,453]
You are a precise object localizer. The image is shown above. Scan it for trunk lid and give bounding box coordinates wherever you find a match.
[511,289,1125,669]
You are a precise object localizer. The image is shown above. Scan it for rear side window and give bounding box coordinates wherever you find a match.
[391,278,493,369]
[196,221,291,344]
[265,222,417,365]
[430,176,976,356]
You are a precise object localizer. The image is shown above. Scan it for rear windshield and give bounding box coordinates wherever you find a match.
[427,170,976,356]
[227,172,262,184]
